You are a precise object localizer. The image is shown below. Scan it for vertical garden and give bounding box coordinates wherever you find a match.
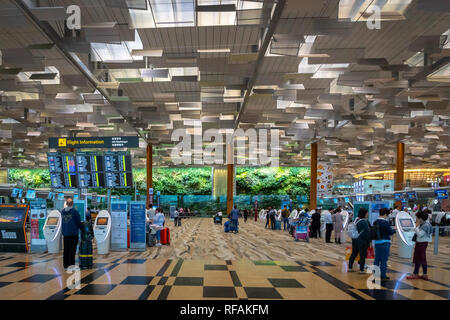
[8,167,310,196]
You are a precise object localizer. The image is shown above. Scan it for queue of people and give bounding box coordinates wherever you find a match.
[346,206,433,281]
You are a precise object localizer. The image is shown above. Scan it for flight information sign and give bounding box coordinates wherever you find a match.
[48,151,132,189]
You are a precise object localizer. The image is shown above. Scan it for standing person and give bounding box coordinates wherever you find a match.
[153,209,165,247]
[243,209,249,223]
[269,207,277,230]
[333,207,344,244]
[61,197,82,271]
[265,207,271,229]
[348,207,371,273]
[173,208,180,227]
[407,211,433,280]
[288,207,298,235]
[230,205,240,233]
[323,208,334,243]
[281,205,290,231]
[310,209,321,238]
[373,208,396,280]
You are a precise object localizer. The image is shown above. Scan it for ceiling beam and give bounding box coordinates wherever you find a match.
[233,0,286,130]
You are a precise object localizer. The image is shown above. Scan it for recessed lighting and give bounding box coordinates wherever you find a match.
[197,48,230,53]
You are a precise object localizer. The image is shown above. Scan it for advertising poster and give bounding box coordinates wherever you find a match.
[111,201,128,251]
[130,201,146,251]
[170,205,176,221]
[73,200,86,221]
[0,204,29,252]
[317,163,333,197]
[369,202,390,225]
[29,199,47,253]
[353,202,370,223]
[148,188,154,206]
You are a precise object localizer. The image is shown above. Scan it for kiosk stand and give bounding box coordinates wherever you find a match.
[395,211,416,258]
[94,210,111,254]
[43,210,62,253]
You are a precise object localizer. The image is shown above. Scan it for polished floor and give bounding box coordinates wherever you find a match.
[0,217,448,300]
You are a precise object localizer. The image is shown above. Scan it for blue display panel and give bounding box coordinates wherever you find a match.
[435,189,448,199]
[26,190,36,200]
[394,192,403,201]
[406,191,417,200]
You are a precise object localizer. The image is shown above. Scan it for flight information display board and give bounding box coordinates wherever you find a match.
[78,172,105,188]
[48,153,79,189]
[48,151,132,189]
[76,152,104,172]
[105,172,133,188]
[104,152,132,172]
[76,152,105,188]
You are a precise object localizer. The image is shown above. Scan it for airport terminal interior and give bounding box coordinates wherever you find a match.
[0,0,449,301]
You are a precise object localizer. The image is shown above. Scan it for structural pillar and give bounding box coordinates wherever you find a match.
[395,142,404,191]
[226,143,234,214]
[146,143,153,209]
[310,142,318,210]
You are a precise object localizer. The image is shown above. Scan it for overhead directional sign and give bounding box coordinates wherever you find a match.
[49,136,139,149]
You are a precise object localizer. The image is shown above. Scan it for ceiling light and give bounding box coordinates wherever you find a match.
[131,49,163,56]
[197,48,230,53]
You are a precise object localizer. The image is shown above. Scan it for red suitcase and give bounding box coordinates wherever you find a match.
[160,227,170,245]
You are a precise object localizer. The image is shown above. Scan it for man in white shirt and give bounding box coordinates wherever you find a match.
[322,209,334,243]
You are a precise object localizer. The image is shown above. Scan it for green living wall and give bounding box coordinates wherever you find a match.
[8,167,310,196]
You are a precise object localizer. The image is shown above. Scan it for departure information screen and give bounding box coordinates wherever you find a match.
[76,152,104,172]
[78,172,105,188]
[47,151,132,189]
[104,152,132,172]
[105,172,133,188]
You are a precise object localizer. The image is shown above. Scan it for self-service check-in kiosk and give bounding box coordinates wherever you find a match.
[43,210,62,253]
[94,210,111,254]
[395,211,416,258]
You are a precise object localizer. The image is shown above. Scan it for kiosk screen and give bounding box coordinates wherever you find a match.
[400,219,414,228]
[97,217,108,225]
[47,217,59,225]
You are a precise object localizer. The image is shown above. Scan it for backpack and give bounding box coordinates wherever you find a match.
[347,218,361,239]
[370,220,381,240]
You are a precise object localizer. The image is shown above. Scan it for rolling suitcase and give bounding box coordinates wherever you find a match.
[147,233,156,247]
[224,220,230,232]
[275,220,281,230]
[229,220,238,232]
[160,227,170,245]
[294,225,309,242]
